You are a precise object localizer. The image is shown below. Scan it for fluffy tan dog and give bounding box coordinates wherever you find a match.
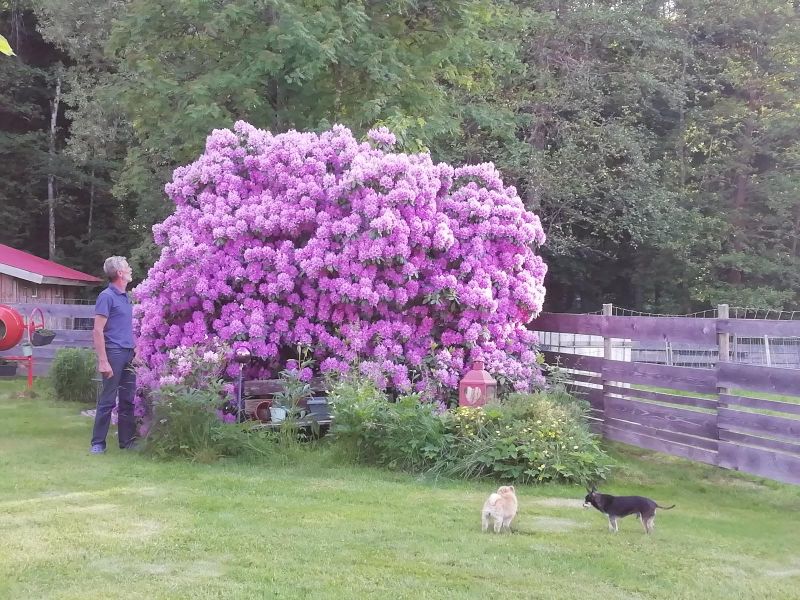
[481,485,518,533]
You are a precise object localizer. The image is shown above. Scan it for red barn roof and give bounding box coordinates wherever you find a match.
[0,244,102,285]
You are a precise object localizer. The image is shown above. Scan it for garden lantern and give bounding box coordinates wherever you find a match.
[233,347,251,422]
[458,360,497,407]
[234,347,252,364]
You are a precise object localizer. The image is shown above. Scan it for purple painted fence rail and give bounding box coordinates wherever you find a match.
[534,311,800,486]
[0,303,94,376]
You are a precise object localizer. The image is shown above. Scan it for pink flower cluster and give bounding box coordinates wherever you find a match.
[156,343,229,390]
[133,122,547,398]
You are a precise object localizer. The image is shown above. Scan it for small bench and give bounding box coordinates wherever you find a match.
[243,377,332,426]
[248,414,333,431]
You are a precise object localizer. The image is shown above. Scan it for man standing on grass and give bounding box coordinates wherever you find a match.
[90,256,136,454]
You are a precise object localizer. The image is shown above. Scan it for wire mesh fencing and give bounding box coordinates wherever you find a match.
[537,305,800,370]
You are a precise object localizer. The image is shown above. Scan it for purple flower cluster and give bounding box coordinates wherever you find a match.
[133,122,547,398]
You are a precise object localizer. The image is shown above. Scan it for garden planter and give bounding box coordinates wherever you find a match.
[307,397,331,419]
[254,400,272,423]
[269,406,287,423]
[0,363,17,377]
[32,330,56,347]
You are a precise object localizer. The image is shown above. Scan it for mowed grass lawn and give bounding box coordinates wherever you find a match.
[1,380,799,600]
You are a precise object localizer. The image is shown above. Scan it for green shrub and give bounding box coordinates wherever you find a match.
[50,348,97,403]
[329,375,611,484]
[329,375,449,470]
[331,387,449,471]
[326,375,389,462]
[435,391,611,484]
[376,396,450,471]
[143,379,274,462]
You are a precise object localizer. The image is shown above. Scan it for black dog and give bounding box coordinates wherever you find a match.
[583,487,675,534]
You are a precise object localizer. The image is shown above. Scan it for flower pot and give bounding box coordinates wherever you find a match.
[32,330,56,347]
[21,342,33,357]
[307,397,331,419]
[254,400,272,423]
[269,406,287,423]
[0,363,17,377]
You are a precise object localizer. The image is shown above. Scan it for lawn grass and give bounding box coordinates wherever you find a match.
[627,385,800,422]
[1,378,799,600]
[634,384,800,405]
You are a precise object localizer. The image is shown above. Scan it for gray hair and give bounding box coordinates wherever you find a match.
[103,256,129,280]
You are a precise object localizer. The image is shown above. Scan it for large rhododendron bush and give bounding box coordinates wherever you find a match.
[133,122,547,401]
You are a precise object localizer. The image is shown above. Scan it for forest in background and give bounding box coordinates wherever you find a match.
[1,0,799,312]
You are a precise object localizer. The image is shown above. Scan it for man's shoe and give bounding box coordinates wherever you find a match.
[90,444,106,454]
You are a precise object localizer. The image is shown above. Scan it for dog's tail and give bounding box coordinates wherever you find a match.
[656,503,676,510]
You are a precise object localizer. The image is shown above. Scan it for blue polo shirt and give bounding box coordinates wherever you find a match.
[95,284,135,349]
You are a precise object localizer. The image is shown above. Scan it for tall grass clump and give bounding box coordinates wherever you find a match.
[50,348,97,403]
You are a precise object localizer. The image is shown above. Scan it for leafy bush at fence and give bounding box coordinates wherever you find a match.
[328,376,611,484]
[50,348,97,403]
[437,391,611,483]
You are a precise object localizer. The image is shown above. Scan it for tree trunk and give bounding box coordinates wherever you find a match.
[678,51,688,189]
[728,169,748,285]
[728,90,757,286]
[47,75,61,260]
[88,167,95,238]
[10,0,22,50]
[48,76,61,260]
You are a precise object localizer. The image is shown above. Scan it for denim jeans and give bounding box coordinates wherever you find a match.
[91,347,136,449]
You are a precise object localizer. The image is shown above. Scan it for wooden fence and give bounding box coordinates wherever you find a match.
[533,305,800,485]
[4,301,799,484]
[0,303,94,376]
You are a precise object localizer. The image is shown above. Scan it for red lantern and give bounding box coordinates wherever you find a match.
[458,360,497,407]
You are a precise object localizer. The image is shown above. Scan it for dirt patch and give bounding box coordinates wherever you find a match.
[305,478,355,492]
[527,516,587,532]
[63,503,118,514]
[765,569,800,578]
[93,557,226,578]
[121,519,165,539]
[0,486,163,508]
[529,497,584,509]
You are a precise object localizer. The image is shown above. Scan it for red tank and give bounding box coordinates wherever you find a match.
[0,304,25,351]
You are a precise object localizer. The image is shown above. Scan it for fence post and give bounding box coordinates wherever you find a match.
[602,304,613,432]
[716,304,729,465]
[717,303,730,382]
[603,304,613,360]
